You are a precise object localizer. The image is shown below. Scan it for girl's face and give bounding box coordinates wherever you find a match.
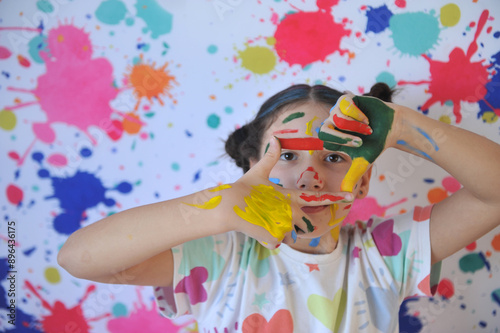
[251,101,371,240]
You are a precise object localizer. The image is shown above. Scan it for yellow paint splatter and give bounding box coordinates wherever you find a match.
[238,46,276,75]
[184,195,222,209]
[328,204,345,227]
[440,3,461,27]
[233,184,292,240]
[330,225,341,242]
[339,99,365,122]
[209,184,232,192]
[482,111,498,124]
[439,115,452,124]
[305,116,318,136]
[45,267,61,284]
[341,157,370,192]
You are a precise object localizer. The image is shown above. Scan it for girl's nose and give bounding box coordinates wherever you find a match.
[296,167,324,190]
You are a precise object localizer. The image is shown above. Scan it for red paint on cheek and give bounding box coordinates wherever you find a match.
[279,137,324,150]
[333,114,372,135]
[272,129,299,134]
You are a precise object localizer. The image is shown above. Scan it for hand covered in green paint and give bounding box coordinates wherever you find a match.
[225,136,353,249]
[319,95,397,192]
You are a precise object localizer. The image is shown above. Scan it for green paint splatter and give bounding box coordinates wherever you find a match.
[389,11,440,57]
[264,143,270,154]
[171,162,180,171]
[282,112,305,124]
[135,0,173,39]
[95,0,127,25]
[225,106,233,114]
[302,216,314,232]
[207,114,220,129]
[112,302,128,317]
[28,35,48,64]
[37,0,54,13]
[459,253,486,273]
[207,44,218,54]
[322,96,394,164]
[376,71,396,88]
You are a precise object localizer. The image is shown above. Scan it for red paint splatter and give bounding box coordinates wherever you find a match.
[6,184,23,205]
[398,10,492,123]
[465,241,477,251]
[333,114,372,135]
[272,129,299,134]
[300,193,344,202]
[273,0,351,67]
[279,137,324,150]
[0,46,12,59]
[17,54,31,67]
[395,0,406,8]
[24,280,110,333]
[297,166,323,185]
[436,278,454,299]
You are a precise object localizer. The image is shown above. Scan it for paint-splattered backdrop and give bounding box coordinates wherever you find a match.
[1,0,499,332]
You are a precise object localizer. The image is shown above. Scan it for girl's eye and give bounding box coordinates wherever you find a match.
[325,154,343,163]
[280,152,297,161]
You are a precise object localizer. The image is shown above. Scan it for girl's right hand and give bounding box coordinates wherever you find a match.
[220,136,353,249]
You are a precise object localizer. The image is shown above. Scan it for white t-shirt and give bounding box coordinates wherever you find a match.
[154,206,440,332]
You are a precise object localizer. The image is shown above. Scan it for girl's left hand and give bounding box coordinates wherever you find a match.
[319,94,399,192]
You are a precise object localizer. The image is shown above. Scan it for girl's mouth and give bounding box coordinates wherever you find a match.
[301,205,329,214]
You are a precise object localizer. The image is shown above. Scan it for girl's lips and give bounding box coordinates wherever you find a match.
[301,205,329,214]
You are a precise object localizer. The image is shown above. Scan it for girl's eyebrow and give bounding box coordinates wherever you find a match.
[278,137,324,150]
[272,129,299,135]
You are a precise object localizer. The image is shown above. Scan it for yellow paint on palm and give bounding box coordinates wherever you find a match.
[305,116,318,136]
[233,184,293,240]
[209,184,232,192]
[184,195,222,209]
[339,99,365,122]
[340,157,370,192]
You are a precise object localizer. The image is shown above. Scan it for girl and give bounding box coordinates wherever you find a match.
[58,83,500,332]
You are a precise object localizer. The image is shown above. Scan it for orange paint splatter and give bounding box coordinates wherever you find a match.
[427,187,448,204]
[378,174,385,181]
[17,54,30,67]
[492,233,500,251]
[209,94,216,100]
[126,55,178,110]
[122,113,142,134]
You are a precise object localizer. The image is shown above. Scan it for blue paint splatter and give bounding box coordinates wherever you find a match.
[365,5,393,34]
[291,230,297,243]
[423,178,434,184]
[269,178,280,184]
[398,297,423,333]
[33,152,133,235]
[397,140,433,160]
[478,51,500,119]
[309,237,321,247]
[193,169,201,182]
[185,130,193,137]
[80,147,92,157]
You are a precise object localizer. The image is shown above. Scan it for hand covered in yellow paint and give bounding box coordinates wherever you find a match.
[319,95,397,192]
[227,136,353,249]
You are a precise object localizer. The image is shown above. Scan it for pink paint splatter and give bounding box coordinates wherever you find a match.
[398,10,492,123]
[47,153,68,167]
[273,0,351,67]
[174,266,208,305]
[0,46,12,59]
[371,219,402,256]
[343,196,407,225]
[5,24,123,164]
[107,289,193,332]
[24,280,110,333]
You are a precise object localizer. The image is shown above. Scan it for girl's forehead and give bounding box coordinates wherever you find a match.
[269,103,330,137]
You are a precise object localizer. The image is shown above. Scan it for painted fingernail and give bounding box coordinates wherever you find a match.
[275,243,281,248]
[294,225,305,234]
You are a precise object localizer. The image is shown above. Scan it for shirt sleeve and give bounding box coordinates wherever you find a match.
[368,205,441,299]
[153,232,240,319]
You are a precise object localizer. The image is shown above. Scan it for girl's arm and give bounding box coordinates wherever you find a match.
[391,105,500,265]
[58,137,350,286]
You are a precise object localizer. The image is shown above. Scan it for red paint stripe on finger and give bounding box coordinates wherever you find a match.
[333,114,372,135]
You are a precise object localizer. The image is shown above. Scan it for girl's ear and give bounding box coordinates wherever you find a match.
[355,165,373,199]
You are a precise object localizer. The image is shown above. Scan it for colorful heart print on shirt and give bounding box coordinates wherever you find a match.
[319,96,395,192]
